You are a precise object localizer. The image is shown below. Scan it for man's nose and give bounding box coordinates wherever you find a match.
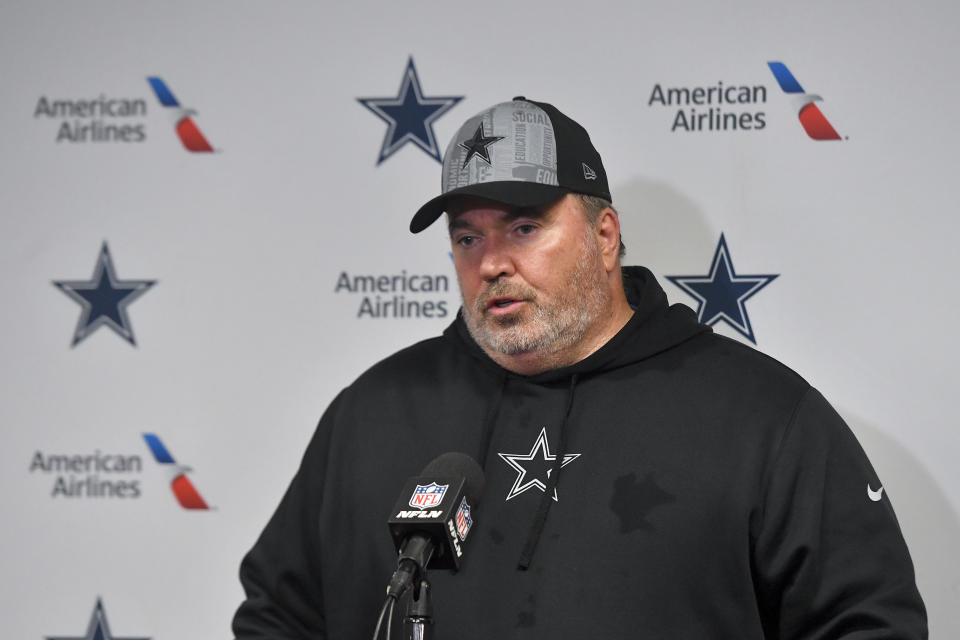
[478,235,516,281]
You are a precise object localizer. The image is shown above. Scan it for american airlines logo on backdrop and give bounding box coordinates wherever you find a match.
[766,62,843,140]
[34,91,148,143]
[27,433,211,510]
[646,61,844,139]
[333,268,452,319]
[647,78,768,133]
[146,76,216,151]
[29,445,144,500]
[142,433,211,510]
[31,76,217,150]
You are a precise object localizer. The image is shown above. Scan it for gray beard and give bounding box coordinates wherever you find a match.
[460,233,609,357]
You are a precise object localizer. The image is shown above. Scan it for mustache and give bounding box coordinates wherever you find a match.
[474,281,537,313]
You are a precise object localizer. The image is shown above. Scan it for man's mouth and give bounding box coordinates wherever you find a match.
[486,297,524,313]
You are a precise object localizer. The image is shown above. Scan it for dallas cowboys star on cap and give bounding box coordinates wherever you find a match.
[410,97,610,233]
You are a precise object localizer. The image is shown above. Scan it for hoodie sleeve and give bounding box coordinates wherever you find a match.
[752,388,927,639]
[232,391,342,639]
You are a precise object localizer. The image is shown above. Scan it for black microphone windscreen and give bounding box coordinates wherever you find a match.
[421,452,485,504]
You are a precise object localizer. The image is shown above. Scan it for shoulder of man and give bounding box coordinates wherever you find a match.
[347,333,464,391]
[667,331,810,393]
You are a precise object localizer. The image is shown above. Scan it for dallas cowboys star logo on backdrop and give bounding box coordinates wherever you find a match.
[357,57,463,165]
[53,242,156,347]
[498,427,581,502]
[47,598,150,640]
[458,122,504,167]
[666,233,778,344]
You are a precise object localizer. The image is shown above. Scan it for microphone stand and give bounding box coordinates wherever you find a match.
[404,576,434,640]
[381,540,435,640]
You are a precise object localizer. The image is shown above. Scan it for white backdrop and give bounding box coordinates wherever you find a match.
[1,1,957,637]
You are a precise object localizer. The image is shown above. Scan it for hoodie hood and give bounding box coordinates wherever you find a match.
[444,265,710,382]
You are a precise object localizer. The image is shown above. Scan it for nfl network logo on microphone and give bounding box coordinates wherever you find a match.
[409,483,447,508]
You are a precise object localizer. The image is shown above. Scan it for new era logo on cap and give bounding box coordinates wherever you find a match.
[582,163,597,180]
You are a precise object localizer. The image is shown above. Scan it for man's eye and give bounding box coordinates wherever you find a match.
[516,224,536,235]
[457,235,476,247]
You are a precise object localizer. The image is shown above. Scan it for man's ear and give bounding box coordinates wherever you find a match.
[595,208,621,272]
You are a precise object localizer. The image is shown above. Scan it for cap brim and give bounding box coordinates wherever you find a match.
[409,182,570,233]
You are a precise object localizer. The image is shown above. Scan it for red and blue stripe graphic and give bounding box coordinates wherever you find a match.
[147,77,215,152]
[767,62,842,141]
[143,433,210,509]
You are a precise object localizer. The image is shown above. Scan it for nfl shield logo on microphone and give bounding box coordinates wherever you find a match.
[409,483,448,508]
[455,497,473,541]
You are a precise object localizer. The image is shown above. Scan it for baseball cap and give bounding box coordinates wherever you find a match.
[410,97,611,233]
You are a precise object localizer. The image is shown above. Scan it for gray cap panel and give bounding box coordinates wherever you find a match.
[441,100,560,194]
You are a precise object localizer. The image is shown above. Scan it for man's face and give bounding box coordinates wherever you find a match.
[448,194,610,358]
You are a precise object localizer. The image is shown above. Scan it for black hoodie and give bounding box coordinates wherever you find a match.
[233,266,926,639]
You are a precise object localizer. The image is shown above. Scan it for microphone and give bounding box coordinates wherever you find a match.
[385,452,485,599]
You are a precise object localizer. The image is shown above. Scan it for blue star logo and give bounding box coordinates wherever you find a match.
[53,242,156,347]
[357,57,463,165]
[666,234,778,344]
[47,598,150,640]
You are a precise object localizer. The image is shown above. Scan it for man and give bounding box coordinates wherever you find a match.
[233,98,927,638]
